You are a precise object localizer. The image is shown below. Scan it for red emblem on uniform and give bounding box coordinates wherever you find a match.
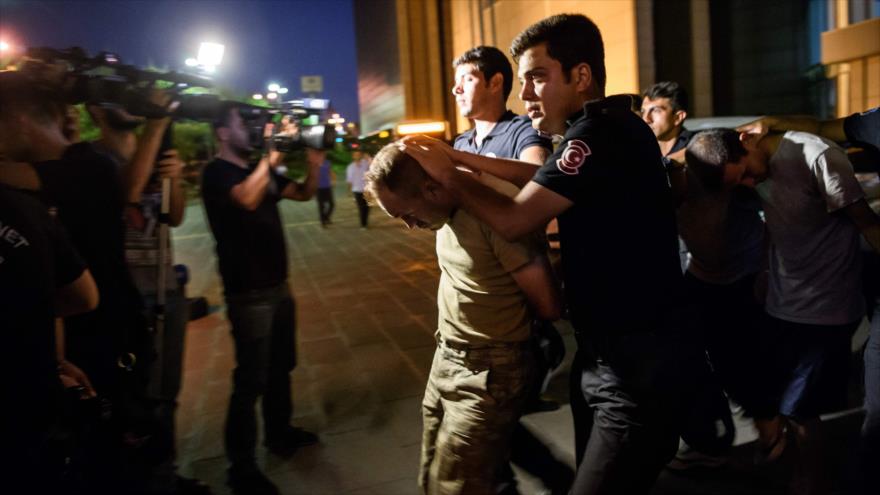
[556,139,591,175]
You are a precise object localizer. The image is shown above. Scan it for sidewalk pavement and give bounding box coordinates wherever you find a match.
[171,183,867,494]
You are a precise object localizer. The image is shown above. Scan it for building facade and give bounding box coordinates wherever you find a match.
[354,0,879,136]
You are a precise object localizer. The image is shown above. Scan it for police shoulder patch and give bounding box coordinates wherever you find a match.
[556,139,591,175]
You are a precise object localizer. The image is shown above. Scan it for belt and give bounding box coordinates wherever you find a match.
[437,335,530,352]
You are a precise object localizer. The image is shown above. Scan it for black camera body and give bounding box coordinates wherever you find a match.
[19,47,213,119]
[269,98,336,152]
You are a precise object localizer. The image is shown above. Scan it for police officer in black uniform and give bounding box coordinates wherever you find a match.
[403,14,706,495]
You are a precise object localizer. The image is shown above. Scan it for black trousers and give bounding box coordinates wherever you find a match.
[316,187,334,225]
[353,192,369,227]
[569,316,709,495]
[224,284,297,468]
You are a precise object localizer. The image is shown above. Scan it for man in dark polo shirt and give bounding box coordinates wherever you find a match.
[643,81,695,270]
[202,103,319,495]
[452,45,550,165]
[403,14,706,494]
[642,81,694,160]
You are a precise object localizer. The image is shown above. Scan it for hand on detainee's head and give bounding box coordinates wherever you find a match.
[364,142,455,230]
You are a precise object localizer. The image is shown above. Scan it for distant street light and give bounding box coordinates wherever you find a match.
[267,83,280,92]
[185,58,198,67]
[266,92,278,100]
[0,40,9,52]
[252,94,263,100]
[278,87,288,94]
[197,42,225,67]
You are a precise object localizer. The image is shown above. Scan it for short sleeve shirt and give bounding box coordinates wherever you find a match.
[318,160,333,189]
[531,95,683,333]
[454,110,552,196]
[758,131,865,325]
[1,185,84,425]
[436,209,544,345]
[202,158,292,295]
[453,110,552,160]
[346,159,369,192]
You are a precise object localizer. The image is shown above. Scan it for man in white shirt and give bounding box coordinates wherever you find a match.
[346,151,371,228]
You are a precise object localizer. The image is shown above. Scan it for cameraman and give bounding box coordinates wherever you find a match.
[0,70,158,492]
[202,103,320,495]
[0,179,100,491]
[88,102,210,495]
[0,73,99,489]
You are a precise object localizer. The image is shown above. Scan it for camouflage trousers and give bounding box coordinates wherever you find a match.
[419,338,536,495]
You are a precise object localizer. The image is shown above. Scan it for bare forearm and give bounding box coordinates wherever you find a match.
[844,199,880,254]
[284,165,320,201]
[512,254,562,321]
[126,119,169,202]
[766,115,821,135]
[54,270,99,317]
[169,179,185,226]
[231,158,271,210]
[454,151,540,189]
[299,165,319,199]
[452,173,534,240]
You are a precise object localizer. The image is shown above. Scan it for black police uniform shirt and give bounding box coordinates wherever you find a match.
[531,95,683,334]
[202,158,292,295]
[454,110,552,159]
[0,185,85,428]
[34,142,143,338]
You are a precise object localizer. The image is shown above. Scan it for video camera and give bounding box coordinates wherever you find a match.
[11,46,336,151]
[18,46,213,119]
[269,98,336,151]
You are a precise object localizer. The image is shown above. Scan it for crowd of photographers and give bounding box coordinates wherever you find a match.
[0,67,215,494]
[0,43,343,493]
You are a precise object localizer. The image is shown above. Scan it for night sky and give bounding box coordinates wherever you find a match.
[0,0,360,121]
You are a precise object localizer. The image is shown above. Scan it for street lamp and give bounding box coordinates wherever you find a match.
[278,87,288,95]
[267,83,280,92]
[0,40,9,52]
[266,92,278,100]
[197,42,225,68]
[252,94,263,100]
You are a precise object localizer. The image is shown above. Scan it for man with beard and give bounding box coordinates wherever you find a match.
[201,103,320,495]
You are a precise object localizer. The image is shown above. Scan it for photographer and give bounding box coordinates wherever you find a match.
[0,179,99,491]
[202,102,320,495]
[88,101,210,494]
[0,70,159,492]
